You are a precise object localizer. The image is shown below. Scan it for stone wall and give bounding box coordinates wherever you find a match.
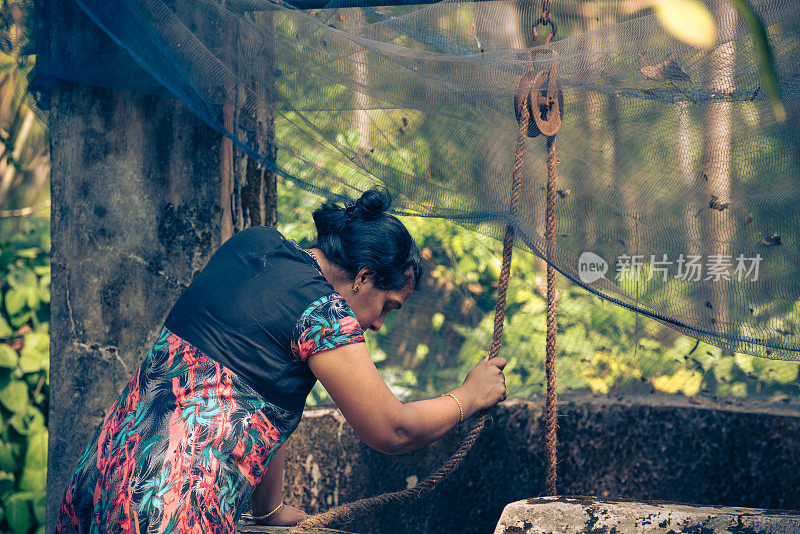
[277,395,800,534]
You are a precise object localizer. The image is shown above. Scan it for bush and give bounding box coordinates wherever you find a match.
[0,217,49,534]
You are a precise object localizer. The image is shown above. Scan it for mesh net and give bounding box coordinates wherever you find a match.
[37,0,800,398]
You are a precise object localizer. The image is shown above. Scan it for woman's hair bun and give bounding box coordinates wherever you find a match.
[349,187,391,220]
[312,202,348,237]
[312,186,423,291]
[313,188,391,238]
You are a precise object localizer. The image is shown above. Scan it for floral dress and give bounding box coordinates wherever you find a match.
[56,227,364,533]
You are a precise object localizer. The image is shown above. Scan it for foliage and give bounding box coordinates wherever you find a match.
[278,179,800,405]
[0,217,49,534]
[653,0,783,119]
[656,0,716,50]
[729,0,786,121]
[0,0,49,214]
[0,1,49,531]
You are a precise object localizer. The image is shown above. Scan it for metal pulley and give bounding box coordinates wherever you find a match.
[514,61,563,138]
[515,10,562,139]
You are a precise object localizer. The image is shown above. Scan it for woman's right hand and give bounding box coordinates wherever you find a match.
[457,356,508,415]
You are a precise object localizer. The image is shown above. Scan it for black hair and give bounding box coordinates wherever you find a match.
[312,188,424,291]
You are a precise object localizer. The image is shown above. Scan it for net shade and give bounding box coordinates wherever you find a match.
[38,0,800,370]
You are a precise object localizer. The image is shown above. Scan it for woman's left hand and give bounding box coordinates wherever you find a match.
[254,503,308,526]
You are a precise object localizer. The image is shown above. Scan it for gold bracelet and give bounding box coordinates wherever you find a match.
[442,392,464,424]
[253,502,284,521]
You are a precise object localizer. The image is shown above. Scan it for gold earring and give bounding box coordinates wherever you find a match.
[353,284,360,293]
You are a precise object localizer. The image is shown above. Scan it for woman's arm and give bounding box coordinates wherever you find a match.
[307,342,506,455]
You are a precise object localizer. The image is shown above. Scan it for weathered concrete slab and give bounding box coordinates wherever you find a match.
[493,496,800,534]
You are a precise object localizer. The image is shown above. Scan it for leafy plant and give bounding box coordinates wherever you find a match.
[278,180,800,405]
[0,216,49,534]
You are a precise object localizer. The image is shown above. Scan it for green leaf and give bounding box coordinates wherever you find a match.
[5,493,32,534]
[22,286,40,309]
[18,355,41,374]
[22,332,48,356]
[31,494,47,533]
[713,356,736,383]
[9,311,31,329]
[731,0,786,121]
[8,408,44,435]
[19,332,47,373]
[0,315,13,338]
[758,361,799,384]
[7,268,37,290]
[13,248,38,259]
[0,344,18,368]
[0,441,15,472]
[0,471,14,495]
[24,430,47,470]
[656,0,715,49]
[37,275,50,304]
[0,380,28,413]
[6,493,33,534]
[19,465,46,493]
[5,289,26,316]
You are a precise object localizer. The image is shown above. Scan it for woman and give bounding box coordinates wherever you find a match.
[56,188,507,532]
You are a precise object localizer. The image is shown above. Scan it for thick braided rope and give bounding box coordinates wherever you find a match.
[287,413,491,533]
[544,134,558,496]
[286,103,531,534]
[489,100,527,360]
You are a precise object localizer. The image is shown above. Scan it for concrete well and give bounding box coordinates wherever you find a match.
[264,396,800,534]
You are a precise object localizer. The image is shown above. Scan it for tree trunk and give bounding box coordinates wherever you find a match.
[702,0,736,335]
[221,7,279,241]
[340,8,371,151]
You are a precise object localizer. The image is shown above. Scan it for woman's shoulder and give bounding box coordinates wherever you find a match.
[230,227,307,255]
[230,225,284,244]
[225,226,321,278]
[222,227,302,259]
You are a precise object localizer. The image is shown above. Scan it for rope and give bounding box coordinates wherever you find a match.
[489,90,528,361]
[287,413,491,532]
[287,91,532,534]
[544,134,558,496]
[289,10,564,521]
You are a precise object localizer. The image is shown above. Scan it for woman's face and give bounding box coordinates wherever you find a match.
[343,269,416,332]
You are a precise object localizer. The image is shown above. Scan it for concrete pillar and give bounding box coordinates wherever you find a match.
[44,2,223,530]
